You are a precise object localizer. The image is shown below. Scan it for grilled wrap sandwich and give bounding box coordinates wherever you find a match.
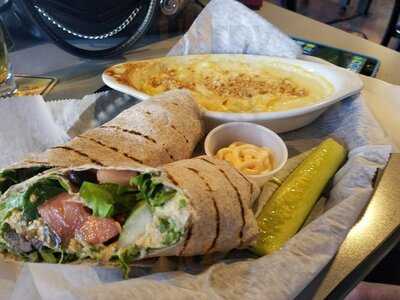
[0,90,204,195]
[0,156,259,275]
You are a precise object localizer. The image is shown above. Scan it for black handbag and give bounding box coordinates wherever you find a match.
[0,0,191,58]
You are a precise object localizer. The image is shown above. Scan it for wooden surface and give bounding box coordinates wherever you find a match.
[311,154,400,299]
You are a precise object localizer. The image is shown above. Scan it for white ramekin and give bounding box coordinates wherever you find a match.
[204,122,288,186]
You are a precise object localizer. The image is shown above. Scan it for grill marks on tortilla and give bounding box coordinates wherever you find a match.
[179,158,242,252]
[186,167,220,254]
[163,166,217,256]
[102,125,157,143]
[100,125,175,161]
[144,96,201,146]
[164,171,193,256]
[199,157,246,246]
[162,156,258,256]
[51,146,104,166]
[77,135,144,164]
[170,124,189,144]
[19,91,202,170]
[180,227,192,256]
[231,166,254,197]
[24,160,51,166]
[165,172,179,187]
[51,133,147,167]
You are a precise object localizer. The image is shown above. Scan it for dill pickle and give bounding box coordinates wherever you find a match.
[252,138,347,255]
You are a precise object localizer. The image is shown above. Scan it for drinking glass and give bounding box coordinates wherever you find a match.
[0,25,16,97]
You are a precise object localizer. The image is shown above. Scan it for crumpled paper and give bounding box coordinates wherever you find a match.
[282,95,392,155]
[0,96,69,168]
[0,0,396,299]
[46,94,99,136]
[168,0,302,58]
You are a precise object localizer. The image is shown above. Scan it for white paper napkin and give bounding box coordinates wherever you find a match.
[0,96,69,168]
[168,0,302,58]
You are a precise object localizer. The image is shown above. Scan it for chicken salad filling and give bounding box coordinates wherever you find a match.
[0,169,190,275]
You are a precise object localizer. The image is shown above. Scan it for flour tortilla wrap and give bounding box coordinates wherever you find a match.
[158,156,260,256]
[0,90,204,195]
[0,156,259,273]
[36,89,204,168]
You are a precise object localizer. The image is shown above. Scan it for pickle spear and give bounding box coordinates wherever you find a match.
[252,138,347,255]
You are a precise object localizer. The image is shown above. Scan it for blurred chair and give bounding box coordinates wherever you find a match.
[341,0,373,15]
[357,0,373,15]
[282,0,373,15]
[381,0,400,50]
[280,0,297,11]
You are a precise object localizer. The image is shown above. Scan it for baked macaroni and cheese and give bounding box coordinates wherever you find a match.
[105,55,334,113]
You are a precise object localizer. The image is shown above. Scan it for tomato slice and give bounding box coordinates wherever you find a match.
[38,192,89,242]
[77,216,121,245]
[38,192,121,245]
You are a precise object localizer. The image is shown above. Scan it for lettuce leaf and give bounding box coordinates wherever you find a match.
[0,167,50,195]
[39,248,58,263]
[79,182,137,218]
[130,174,176,208]
[37,247,78,264]
[158,218,182,246]
[23,179,66,221]
[115,246,140,278]
[0,178,66,224]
